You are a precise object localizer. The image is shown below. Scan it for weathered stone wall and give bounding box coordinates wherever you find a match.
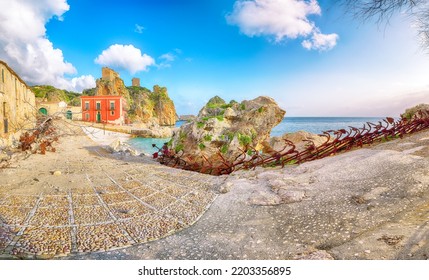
[68,106,82,121]
[101,67,119,81]
[37,101,81,121]
[0,60,36,147]
[132,77,140,87]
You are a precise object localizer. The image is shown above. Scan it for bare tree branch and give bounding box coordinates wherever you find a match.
[338,0,429,49]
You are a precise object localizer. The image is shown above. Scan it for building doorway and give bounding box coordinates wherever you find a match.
[38,108,48,115]
[96,111,101,123]
[66,110,72,120]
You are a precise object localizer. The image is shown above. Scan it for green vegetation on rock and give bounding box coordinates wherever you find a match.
[220,144,229,154]
[216,115,224,121]
[206,96,226,108]
[238,134,252,147]
[179,131,186,141]
[401,104,429,120]
[227,132,235,141]
[82,88,96,96]
[31,85,81,106]
[202,97,238,118]
[175,143,184,153]
[198,143,206,150]
[127,85,176,124]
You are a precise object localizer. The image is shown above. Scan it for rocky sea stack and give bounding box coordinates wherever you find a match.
[169,96,285,165]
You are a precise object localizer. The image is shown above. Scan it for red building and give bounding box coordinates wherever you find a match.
[80,96,127,124]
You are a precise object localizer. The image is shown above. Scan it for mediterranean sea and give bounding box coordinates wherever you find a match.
[127,117,384,154]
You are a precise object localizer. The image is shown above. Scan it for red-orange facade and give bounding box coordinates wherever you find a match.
[80,96,127,124]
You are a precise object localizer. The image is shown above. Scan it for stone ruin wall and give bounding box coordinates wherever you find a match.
[101,67,119,81]
[132,77,140,87]
[96,68,129,98]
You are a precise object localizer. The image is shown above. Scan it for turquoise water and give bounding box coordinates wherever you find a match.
[127,117,385,154]
[127,137,170,155]
[175,120,186,127]
[270,117,384,137]
[126,121,188,154]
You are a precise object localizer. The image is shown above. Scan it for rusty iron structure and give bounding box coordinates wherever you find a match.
[153,112,429,176]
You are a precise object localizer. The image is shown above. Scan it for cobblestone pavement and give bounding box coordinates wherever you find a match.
[59,128,429,260]
[0,125,217,259]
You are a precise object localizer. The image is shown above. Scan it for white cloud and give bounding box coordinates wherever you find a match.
[302,30,339,51]
[94,44,155,74]
[134,24,144,34]
[70,75,96,92]
[157,50,184,69]
[227,0,338,50]
[0,0,95,92]
[159,53,176,62]
[158,53,175,69]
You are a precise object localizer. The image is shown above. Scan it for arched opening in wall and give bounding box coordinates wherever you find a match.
[66,110,72,120]
[38,108,48,115]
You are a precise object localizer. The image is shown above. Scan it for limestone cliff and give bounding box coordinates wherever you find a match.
[128,85,177,126]
[95,77,130,98]
[169,96,285,164]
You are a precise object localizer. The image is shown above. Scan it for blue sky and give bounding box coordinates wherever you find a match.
[0,0,428,116]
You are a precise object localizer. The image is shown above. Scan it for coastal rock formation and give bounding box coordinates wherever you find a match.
[169,96,285,165]
[107,138,139,156]
[128,85,177,126]
[269,131,327,152]
[95,67,131,101]
[153,85,177,126]
[401,103,429,120]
